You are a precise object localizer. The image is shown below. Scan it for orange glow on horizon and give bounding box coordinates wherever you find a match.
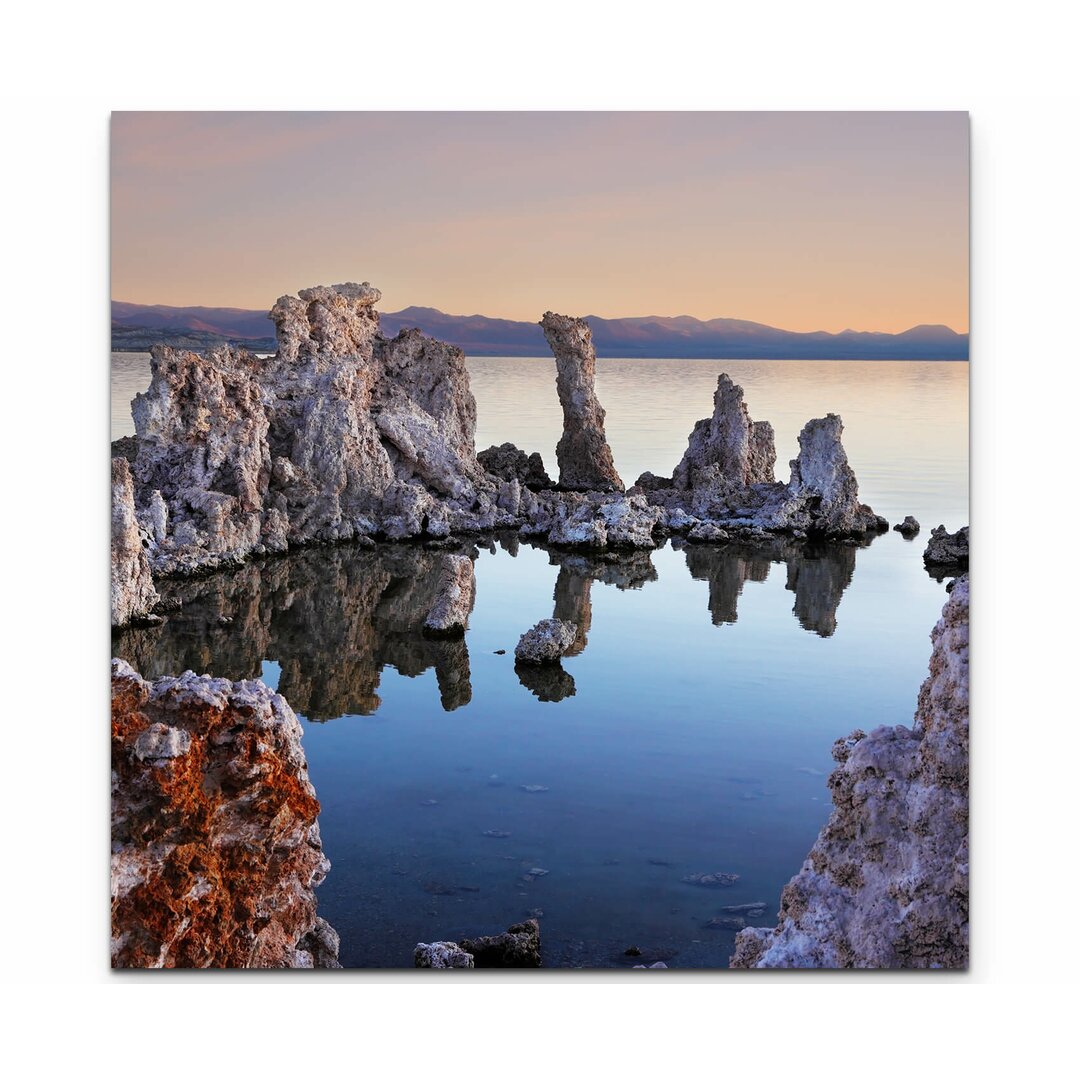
[111,112,969,335]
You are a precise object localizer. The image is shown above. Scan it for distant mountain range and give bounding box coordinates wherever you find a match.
[111,300,968,360]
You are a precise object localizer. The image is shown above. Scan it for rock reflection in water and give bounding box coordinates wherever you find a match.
[547,547,659,658]
[513,546,660,699]
[113,543,476,718]
[682,538,865,638]
[514,660,578,702]
[114,535,873,719]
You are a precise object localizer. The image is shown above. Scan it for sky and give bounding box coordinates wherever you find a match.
[111,112,968,334]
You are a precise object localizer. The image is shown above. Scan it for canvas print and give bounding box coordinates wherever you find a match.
[110,112,969,969]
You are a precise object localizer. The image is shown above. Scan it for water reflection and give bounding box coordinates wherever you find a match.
[682,537,864,638]
[115,544,476,717]
[510,546,660,700]
[114,535,875,717]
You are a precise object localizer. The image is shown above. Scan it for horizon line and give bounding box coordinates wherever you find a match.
[110,297,968,339]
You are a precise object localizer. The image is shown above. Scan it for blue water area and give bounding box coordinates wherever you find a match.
[116,528,956,968]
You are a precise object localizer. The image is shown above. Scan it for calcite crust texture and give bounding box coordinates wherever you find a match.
[540,312,624,492]
[111,659,338,968]
[731,576,969,969]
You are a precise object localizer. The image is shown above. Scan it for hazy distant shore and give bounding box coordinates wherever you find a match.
[111,300,969,361]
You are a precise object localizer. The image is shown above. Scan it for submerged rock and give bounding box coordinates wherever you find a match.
[682,872,740,888]
[110,659,337,968]
[540,312,624,492]
[514,618,578,663]
[414,941,475,969]
[923,524,969,568]
[720,902,769,916]
[705,916,747,930]
[894,515,921,539]
[459,918,542,967]
[731,576,969,969]
[111,457,160,628]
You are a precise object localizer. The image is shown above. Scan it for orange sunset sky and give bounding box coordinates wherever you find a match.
[111,112,969,334]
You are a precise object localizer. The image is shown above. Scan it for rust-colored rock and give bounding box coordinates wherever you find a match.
[110,659,338,968]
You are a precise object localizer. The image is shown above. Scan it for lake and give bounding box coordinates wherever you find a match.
[111,353,968,967]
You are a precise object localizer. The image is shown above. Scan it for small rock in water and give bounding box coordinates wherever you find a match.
[720,903,768,916]
[415,942,474,969]
[422,881,458,896]
[682,871,740,888]
[893,515,921,539]
[520,784,550,793]
[494,649,506,655]
[514,618,578,663]
[482,829,511,839]
[704,915,746,930]
[624,946,643,957]
[459,918,542,967]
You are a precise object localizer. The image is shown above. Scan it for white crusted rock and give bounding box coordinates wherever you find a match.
[128,282,497,575]
[514,618,579,663]
[731,577,969,969]
[111,457,160,627]
[673,374,775,489]
[414,941,475,969]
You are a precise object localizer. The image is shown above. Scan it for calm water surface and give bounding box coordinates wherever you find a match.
[112,354,968,967]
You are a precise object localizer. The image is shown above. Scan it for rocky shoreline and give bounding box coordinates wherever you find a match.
[111,280,891,628]
[730,575,969,969]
